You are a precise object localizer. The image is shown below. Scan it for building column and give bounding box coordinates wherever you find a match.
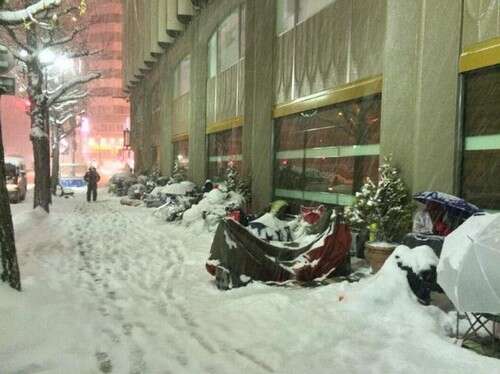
[244,0,276,211]
[160,62,174,176]
[188,18,208,185]
[380,0,462,194]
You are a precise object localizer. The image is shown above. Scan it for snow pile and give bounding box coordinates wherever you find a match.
[127,183,146,200]
[396,245,438,273]
[3,193,500,373]
[182,188,245,231]
[248,213,293,241]
[153,195,194,222]
[149,181,196,197]
[108,172,137,197]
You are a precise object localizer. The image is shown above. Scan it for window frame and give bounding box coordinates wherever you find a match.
[459,64,500,211]
[207,5,246,77]
[276,0,335,36]
[272,94,382,207]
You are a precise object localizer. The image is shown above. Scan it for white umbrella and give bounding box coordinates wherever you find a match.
[437,213,500,314]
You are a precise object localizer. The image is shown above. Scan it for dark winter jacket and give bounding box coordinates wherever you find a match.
[84,169,101,187]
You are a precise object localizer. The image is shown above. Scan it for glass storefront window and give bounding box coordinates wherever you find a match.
[173,139,189,169]
[207,127,242,181]
[219,11,240,72]
[461,65,500,210]
[274,94,381,207]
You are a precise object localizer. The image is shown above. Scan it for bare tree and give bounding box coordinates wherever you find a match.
[1,0,100,212]
[49,95,85,194]
[0,0,67,292]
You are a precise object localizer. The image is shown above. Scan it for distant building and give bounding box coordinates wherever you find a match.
[78,0,131,177]
[1,95,32,169]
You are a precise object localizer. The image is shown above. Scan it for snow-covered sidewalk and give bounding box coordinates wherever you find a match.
[1,193,499,373]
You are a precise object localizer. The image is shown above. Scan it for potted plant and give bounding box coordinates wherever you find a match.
[346,157,413,272]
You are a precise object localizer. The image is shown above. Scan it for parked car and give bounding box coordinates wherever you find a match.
[5,156,27,203]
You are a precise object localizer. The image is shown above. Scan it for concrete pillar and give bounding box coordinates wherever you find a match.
[380,0,462,194]
[160,61,174,176]
[244,0,276,211]
[188,19,208,185]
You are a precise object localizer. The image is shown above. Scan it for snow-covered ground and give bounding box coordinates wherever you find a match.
[1,192,499,373]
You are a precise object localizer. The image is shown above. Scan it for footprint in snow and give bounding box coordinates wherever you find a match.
[95,351,113,373]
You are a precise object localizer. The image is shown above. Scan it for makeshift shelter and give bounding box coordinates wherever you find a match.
[437,213,500,314]
[206,215,351,289]
[403,191,483,256]
[437,213,500,350]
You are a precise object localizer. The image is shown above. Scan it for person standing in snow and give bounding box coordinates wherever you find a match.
[84,166,101,202]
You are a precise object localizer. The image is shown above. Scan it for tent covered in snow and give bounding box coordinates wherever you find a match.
[206,215,351,289]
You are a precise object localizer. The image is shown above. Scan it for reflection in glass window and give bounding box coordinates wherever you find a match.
[462,65,500,210]
[208,33,217,79]
[274,94,381,207]
[174,55,191,98]
[219,11,240,72]
[207,127,242,181]
[173,139,189,169]
[276,0,295,35]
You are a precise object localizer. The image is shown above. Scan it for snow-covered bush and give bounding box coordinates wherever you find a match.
[224,163,251,202]
[346,157,413,243]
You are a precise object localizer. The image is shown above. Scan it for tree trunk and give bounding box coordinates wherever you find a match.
[0,112,21,291]
[27,28,52,213]
[32,134,51,212]
[51,135,60,195]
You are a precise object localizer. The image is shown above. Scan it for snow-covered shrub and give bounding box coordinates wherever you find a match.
[224,163,251,202]
[346,157,413,243]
